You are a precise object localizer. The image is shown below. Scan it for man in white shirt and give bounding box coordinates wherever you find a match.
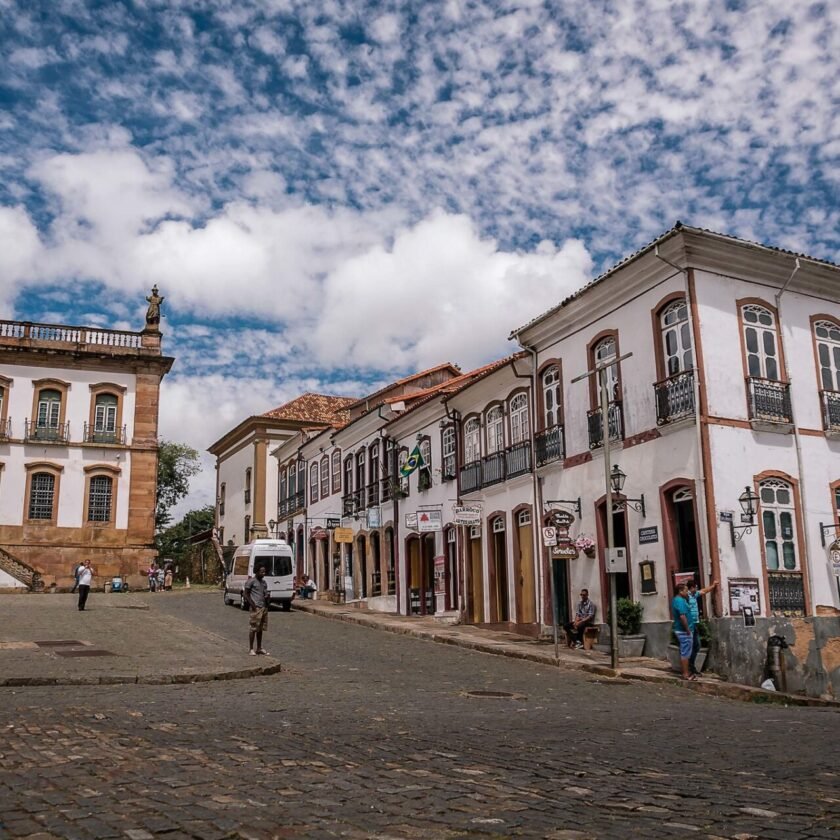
[77,560,93,611]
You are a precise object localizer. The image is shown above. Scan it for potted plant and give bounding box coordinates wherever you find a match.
[667,619,711,673]
[574,534,596,558]
[615,597,646,657]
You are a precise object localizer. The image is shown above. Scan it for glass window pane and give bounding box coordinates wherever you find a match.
[822,368,834,390]
[834,346,840,369]
[758,311,773,326]
[744,309,757,323]
[745,328,758,353]
[665,330,676,356]
[817,325,828,338]
[748,354,761,377]
[765,541,779,569]
[763,331,776,356]
[819,344,830,366]
[782,541,796,570]
[766,358,778,380]
[776,489,790,505]
[681,323,691,350]
[780,511,793,539]
[762,510,777,538]
[760,487,775,503]
[668,357,679,376]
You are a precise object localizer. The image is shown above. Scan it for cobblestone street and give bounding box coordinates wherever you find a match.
[1,591,838,839]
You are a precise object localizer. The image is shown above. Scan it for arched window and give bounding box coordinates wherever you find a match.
[355,449,366,494]
[759,479,797,571]
[509,393,529,444]
[344,456,354,495]
[369,442,380,486]
[297,460,306,497]
[320,455,329,498]
[309,462,319,504]
[542,365,561,428]
[464,417,480,464]
[418,437,432,491]
[93,393,118,441]
[486,406,504,453]
[492,516,505,533]
[814,320,840,392]
[398,448,410,495]
[741,304,779,380]
[441,426,456,480]
[593,336,619,398]
[244,468,252,504]
[331,449,341,493]
[279,467,287,503]
[660,299,693,376]
[87,475,113,522]
[28,472,56,520]
[287,462,296,497]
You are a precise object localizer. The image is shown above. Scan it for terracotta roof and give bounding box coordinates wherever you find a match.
[346,362,462,410]
[262,393,357,424]
[509,222,840,340]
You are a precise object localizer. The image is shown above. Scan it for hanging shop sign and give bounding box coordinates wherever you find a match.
[325,517,341,529]
[418,510,442,532]
[552,544,579,559]
[453,505,482,525]
[829,539,840,578]
[542,526,557,547]
[405,512,418,530]
[367,507,381,528]
[311,527,329,542]
[333,527,354,544]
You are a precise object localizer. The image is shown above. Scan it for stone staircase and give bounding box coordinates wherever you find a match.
[0,546,43,591]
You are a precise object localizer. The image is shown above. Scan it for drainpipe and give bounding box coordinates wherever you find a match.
[654,247,716,612]
[513,342,546,631]
[774,260,819,611]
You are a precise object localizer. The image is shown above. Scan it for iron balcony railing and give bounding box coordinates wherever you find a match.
[504,440,532,479]
[24,420,70,444]
[747,377,792,424]
[587,401,624,449]
[380,477,393,502]
[0,418,10,440]
[768,571,805,616]
[822,391,840,432]
[481,452,506,487]
[460,461,481,494]
[386,569,396,595]
[342,488,365,516]
[534,425,564,466]
[371,570,382,597]
[654,370,696,425]
[83,423,127,445]
[278,490,305,518]
[367,481,380,508]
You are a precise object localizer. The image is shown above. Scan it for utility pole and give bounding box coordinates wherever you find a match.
[572,351,633,670]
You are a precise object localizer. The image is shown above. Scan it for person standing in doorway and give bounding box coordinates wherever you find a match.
[77,560,93,611]
[245,565,270,656]
[686,578,718,674]
[672,582,695,680]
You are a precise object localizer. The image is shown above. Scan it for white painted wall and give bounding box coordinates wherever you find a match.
[217,440,255,546]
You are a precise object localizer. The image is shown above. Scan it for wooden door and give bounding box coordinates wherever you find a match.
[516,517,536,624]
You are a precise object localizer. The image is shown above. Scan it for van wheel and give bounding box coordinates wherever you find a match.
[223,589,231,606]
[281,600,292,612]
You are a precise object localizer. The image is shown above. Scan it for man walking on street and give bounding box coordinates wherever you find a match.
[245,565,270,656]
[77,560,93,611]
[686,578,718,674]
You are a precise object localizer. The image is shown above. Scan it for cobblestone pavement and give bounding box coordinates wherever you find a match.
[1,591,838,839]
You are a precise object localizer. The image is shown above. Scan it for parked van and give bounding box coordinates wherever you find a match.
[223,539,295,611]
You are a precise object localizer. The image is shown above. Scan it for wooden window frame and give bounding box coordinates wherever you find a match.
[23,461,64,525]
[441,424,456,481]
[344,455,354,494]
[736,298,787,385]
[320,454,330,498]
[0,374,12,427]
[484,403,505,454]
[809,314,840,415]
[537,359,563,432]
[507,389,530,445]
[331,449,342,494]
[31,378,70,430]
[417,435,432,491]
[219,481,226,516]
[650,293,692,382]
[88,382,126,443]
[244,467,252,505]
[586,331,622,409]
[462,414,481,465]
[83,463,121,527]
[309,461,319,504]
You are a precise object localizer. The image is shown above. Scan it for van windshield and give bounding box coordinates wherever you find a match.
[255,555,292,577]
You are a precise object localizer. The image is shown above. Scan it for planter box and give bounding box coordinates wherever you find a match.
[618,635,646,658]
[667,644,708,673]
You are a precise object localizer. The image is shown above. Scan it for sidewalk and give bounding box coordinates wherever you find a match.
[0,593,281,686]
[294,598,840,708]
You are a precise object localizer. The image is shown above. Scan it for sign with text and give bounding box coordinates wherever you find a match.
[405,512,418,530]
[367,507,381,529]
[325,517,341,530]
[552,544,579,559]
[830,539,840,578]
[551,511,576,529]
[542,526,557,546]
[333,527,354,544]
[453,505,482,524]
[418,510,442,532]
[638,526,659,544]
[728,578,761,615]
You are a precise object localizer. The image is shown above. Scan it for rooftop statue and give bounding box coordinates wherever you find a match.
[145,285,164,330]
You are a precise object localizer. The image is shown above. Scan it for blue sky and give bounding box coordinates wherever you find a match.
[1,0,838,511]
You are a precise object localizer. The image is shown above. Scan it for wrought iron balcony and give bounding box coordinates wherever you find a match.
[747,377,792,425]
[822,391,840,434]
[278,490,305,518]
[534,425,564,466]
[83,423,127,445]
[587,402,623,449]
[0,418,10,440]
[380,477,393,502]
[367,481,380,508]
[654,370,696,425]
[342,488,365,516]
[768,571,805,616]
[371,570,382,597]
[24,420,70,444]
[504,440,532,479]
[460,460,481,494]
[481,452,506,487]
[386,569,396,595]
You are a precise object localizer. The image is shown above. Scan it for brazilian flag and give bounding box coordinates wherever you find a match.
[400,444,425,477]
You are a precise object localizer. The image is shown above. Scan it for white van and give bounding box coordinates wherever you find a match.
[223,539,295,611]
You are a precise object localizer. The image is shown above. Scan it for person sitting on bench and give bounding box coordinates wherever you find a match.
[564,589,596,649]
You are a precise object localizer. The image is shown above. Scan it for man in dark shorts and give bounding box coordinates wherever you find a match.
[245,565,269,656]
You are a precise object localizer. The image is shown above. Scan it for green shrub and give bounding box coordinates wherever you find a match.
[616,598,643,636]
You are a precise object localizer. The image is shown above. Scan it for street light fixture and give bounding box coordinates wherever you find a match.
[610,465,645,517]
[730,486,759,545]
[268,518,276,537]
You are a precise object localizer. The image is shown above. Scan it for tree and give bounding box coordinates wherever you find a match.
[156,440,202,531]
[155,505,215,568]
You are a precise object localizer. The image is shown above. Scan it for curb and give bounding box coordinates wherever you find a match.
[0,661,283,688]
[294,603,840,709]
